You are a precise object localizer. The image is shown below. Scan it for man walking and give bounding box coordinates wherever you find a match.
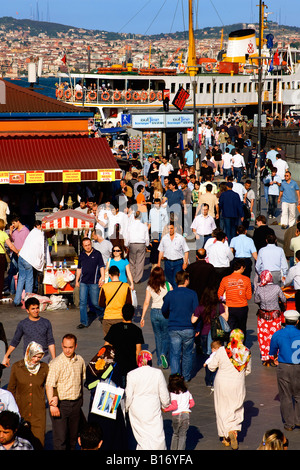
[75,237,105,329]
[46,333,85,450]
[218,182,244,243]
[162,271,199,382]
[191,203,216,249]
[256,233,288,286]
[157,223,189,287]
[127,211,149,284]
[269,310,300,431]
[278,171,300,229]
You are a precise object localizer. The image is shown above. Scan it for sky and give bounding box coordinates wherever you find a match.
[4,0,300,35]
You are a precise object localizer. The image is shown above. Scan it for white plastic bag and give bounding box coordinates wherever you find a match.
[131,289,138,308]
[47,295,68,310]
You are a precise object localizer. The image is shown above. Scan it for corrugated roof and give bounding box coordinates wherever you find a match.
[0,137,120,172]
[0,79,91,115]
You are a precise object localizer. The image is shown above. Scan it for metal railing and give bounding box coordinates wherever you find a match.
[248,126,300,161]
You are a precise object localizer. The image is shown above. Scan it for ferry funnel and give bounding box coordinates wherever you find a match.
[225,29,258,63]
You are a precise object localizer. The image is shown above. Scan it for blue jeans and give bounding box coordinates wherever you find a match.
[234,167,242,183]
[223,217,239,243]
[14,256,33,305]
[79,283,102,326]
[150,308,169,366]
[223,168,232,179]
[164,259,183,288]
[169,329,195,381]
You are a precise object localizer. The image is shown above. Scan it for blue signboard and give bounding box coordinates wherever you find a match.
[121,114,132,126]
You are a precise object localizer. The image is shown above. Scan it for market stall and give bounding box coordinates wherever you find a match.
[42,209,95,295]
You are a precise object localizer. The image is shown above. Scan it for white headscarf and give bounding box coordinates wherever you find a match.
[24,341,44,375]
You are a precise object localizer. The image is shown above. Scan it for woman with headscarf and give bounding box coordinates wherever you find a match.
[125,350,170,450]
[84,344,128,450]
[7,341,48,449]
[254,270,287,367]
[207,329,251,450]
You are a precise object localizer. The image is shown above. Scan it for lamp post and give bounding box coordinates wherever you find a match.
[256,0,264,215]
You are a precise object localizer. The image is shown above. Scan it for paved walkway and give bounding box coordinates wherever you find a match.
[0,180,299,451]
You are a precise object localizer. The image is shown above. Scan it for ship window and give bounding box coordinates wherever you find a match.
[206,83,211,93]
[199,83,204,93]
[225,83,229,93]
[282,82,285,90]
[267,81,271,91]
[287,82,291,90]
[231,83,235,93]
[298,82,300,89]
[186,83,190,92]
[237,83,241,93]
[171,83,175,93]
[219,83,223,93]
[243,83,247,93]
[248,83,252,92]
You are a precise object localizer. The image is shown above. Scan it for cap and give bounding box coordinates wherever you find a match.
[284,310,300,321]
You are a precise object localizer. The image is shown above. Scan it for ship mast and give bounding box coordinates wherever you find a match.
[187,0,197,76]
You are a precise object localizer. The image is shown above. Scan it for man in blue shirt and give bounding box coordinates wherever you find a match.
[162,270,198,382]
[256,233,288,286]
[219,182,244,243]
[75,237,105,329]
[162,180,185,217]
[269,309,300,431]
[230,225,257,278]
[278,171,300,229]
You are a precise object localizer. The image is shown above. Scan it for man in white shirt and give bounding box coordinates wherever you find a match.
[91,230,113,266]
[232,149,245,183]
[14,221,50,307]
[191,203,216,249]
[159,157,174,188]
[206,230,234,284]
[106,202,129,246]
[157,223,189,287]
[148,199,169,241]
[127,212,149,284]
[221,148,233,179]
[274,154,289,180]
[204,125,213,149]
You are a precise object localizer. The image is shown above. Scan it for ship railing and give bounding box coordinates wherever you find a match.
[57,88,164,105]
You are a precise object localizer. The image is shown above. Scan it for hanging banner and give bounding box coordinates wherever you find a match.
[9,173,25,185]
[62,170,81,183]
[97,169,116,182]
[0,172,9,184]
[26,171,45,184]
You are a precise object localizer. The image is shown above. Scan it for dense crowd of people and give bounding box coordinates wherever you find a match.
[0,119,299,452]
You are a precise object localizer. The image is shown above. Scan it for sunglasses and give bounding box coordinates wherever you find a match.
[113,249,122,252]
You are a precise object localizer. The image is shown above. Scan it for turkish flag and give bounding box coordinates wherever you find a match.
[61,54,67,64]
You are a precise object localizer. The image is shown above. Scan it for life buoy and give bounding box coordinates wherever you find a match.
[205,63,213,72]
[156,91,163,101]
[113,89,122,101]
[101,91,110,101]
[132,91,140,101]
[64,89,72,99]
[55,88,59,98]
[140,90,148,101]
[125,90,131,101]
[88,90,97,101]
[149,90,156,101]
[178,63,186,73]
[239,64,244,73]
[58,88,64,99]
[75,90,83,100]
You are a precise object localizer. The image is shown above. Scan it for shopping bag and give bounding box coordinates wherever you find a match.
[91,381,124,420]
[131,289,138,308]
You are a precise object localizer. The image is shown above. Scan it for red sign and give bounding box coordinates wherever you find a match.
[9,173,25,185]
[172,87,190,112]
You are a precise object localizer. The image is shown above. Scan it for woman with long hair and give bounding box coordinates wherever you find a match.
[140,266,172,368]
[105,243,134,290]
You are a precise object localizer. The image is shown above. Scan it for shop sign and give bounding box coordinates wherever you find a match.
[97,169,115,182]
[62,170,81,183]
[132,114,165,129]
[26,171,45,184]
[9,172,25,185]
[0,172,9,184]
[165,114,194,128]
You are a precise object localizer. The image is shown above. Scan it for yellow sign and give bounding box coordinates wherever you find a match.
[97,169,115,182]
[26,171,45,184]
[0,172,9,184]
[63,170,81,183]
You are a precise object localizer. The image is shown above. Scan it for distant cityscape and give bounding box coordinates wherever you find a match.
[1,16,300,78]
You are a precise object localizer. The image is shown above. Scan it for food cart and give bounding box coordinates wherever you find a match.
[41,209,95,295]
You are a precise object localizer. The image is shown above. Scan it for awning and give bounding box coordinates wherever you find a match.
[42,209,95,230]
[0,137,122,183]
[98,127,126,134]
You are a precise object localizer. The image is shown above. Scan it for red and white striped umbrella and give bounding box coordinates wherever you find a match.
[42,209,95,231]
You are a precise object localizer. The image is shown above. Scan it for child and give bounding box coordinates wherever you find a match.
[204,340,222,390]
[163,374,195,450]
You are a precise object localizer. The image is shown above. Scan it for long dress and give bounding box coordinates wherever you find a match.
[208,346,251,439]
[125,365,170,450]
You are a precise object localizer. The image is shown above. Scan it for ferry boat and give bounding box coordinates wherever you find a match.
[56,0,300,125]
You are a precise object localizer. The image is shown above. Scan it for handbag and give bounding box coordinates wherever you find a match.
[210,304,230,344]
[90,378,124,420]
[0,241,10,265]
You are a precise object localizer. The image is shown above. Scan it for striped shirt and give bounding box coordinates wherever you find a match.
[46,352,86,401]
